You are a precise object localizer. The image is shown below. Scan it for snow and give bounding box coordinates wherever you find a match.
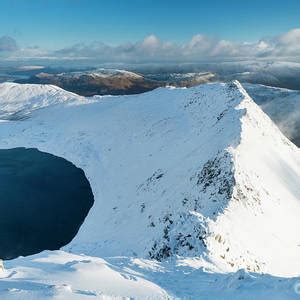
[1,251,300,299]
[0,82,87,119]
[48,68,144,80]
[0,251,169,299]
[0,81,300,298]
[244,82,300,145]
[169,72,215,80]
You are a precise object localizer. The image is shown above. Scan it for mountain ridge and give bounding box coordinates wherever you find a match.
[0,81,299,278]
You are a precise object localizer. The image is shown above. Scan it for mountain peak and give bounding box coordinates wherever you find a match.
[0,82,86,120]
[0,81,299,277]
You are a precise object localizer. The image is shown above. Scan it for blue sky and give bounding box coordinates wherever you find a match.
[0,0,300,49]
[0,0,300,63]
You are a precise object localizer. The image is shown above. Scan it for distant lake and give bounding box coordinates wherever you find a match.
[0,73,29,83]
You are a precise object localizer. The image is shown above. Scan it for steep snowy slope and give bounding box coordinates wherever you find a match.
[244,83,300,146]
[0,82,87,120]
[1,81,300,281]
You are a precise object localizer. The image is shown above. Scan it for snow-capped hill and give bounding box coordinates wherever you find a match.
[88,68,144,79]
[205,82,300,276]
[0,81,300,279]
[18,69,158,96]
[36,68,144,80]
[0,82,86,120]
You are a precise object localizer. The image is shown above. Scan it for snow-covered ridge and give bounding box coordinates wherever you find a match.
[89,68,144,79]
[0,81,300,280]
[36,68,144,80]
[0,82,87,120]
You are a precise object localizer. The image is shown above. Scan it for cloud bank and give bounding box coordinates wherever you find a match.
[2,28,300,63]
[0,36,18,52]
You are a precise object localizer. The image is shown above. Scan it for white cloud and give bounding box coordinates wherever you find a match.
[278,28,300,45]
[0,36,18,52]
[271,28,300,56]
[3,28,300,62]
[141,35,160,49]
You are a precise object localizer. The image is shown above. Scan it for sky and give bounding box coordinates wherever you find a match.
[0,0,300,63]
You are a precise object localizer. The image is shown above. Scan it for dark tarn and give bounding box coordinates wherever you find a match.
[0,147,94,260]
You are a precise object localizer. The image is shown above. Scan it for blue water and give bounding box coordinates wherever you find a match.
[0,148,94,259]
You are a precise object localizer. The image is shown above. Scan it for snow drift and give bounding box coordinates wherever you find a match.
[0,81,300,279]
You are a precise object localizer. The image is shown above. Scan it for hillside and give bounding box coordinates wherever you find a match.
[16,69,161,96]
[0,82,87,120]
[0,81,300,298]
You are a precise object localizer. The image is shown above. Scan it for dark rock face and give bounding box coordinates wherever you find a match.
[147,152,235,261]
[0,148,94,260]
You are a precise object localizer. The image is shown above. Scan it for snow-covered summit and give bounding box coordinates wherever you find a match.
[88,68,144,79]
[0,82,86,120]
[36,68,144,80]
[0,81,300,279]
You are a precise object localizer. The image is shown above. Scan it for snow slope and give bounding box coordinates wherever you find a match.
[0,251,169,299]
[0,82,87,120]
[244,82,300,146]
[1,250,300,300]
[0,81,300,298]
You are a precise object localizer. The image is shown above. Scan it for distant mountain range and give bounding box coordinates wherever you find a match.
[13,60,300,95]
[15,68,218,96]
[12,66,300,148]
[16,69,162,96]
